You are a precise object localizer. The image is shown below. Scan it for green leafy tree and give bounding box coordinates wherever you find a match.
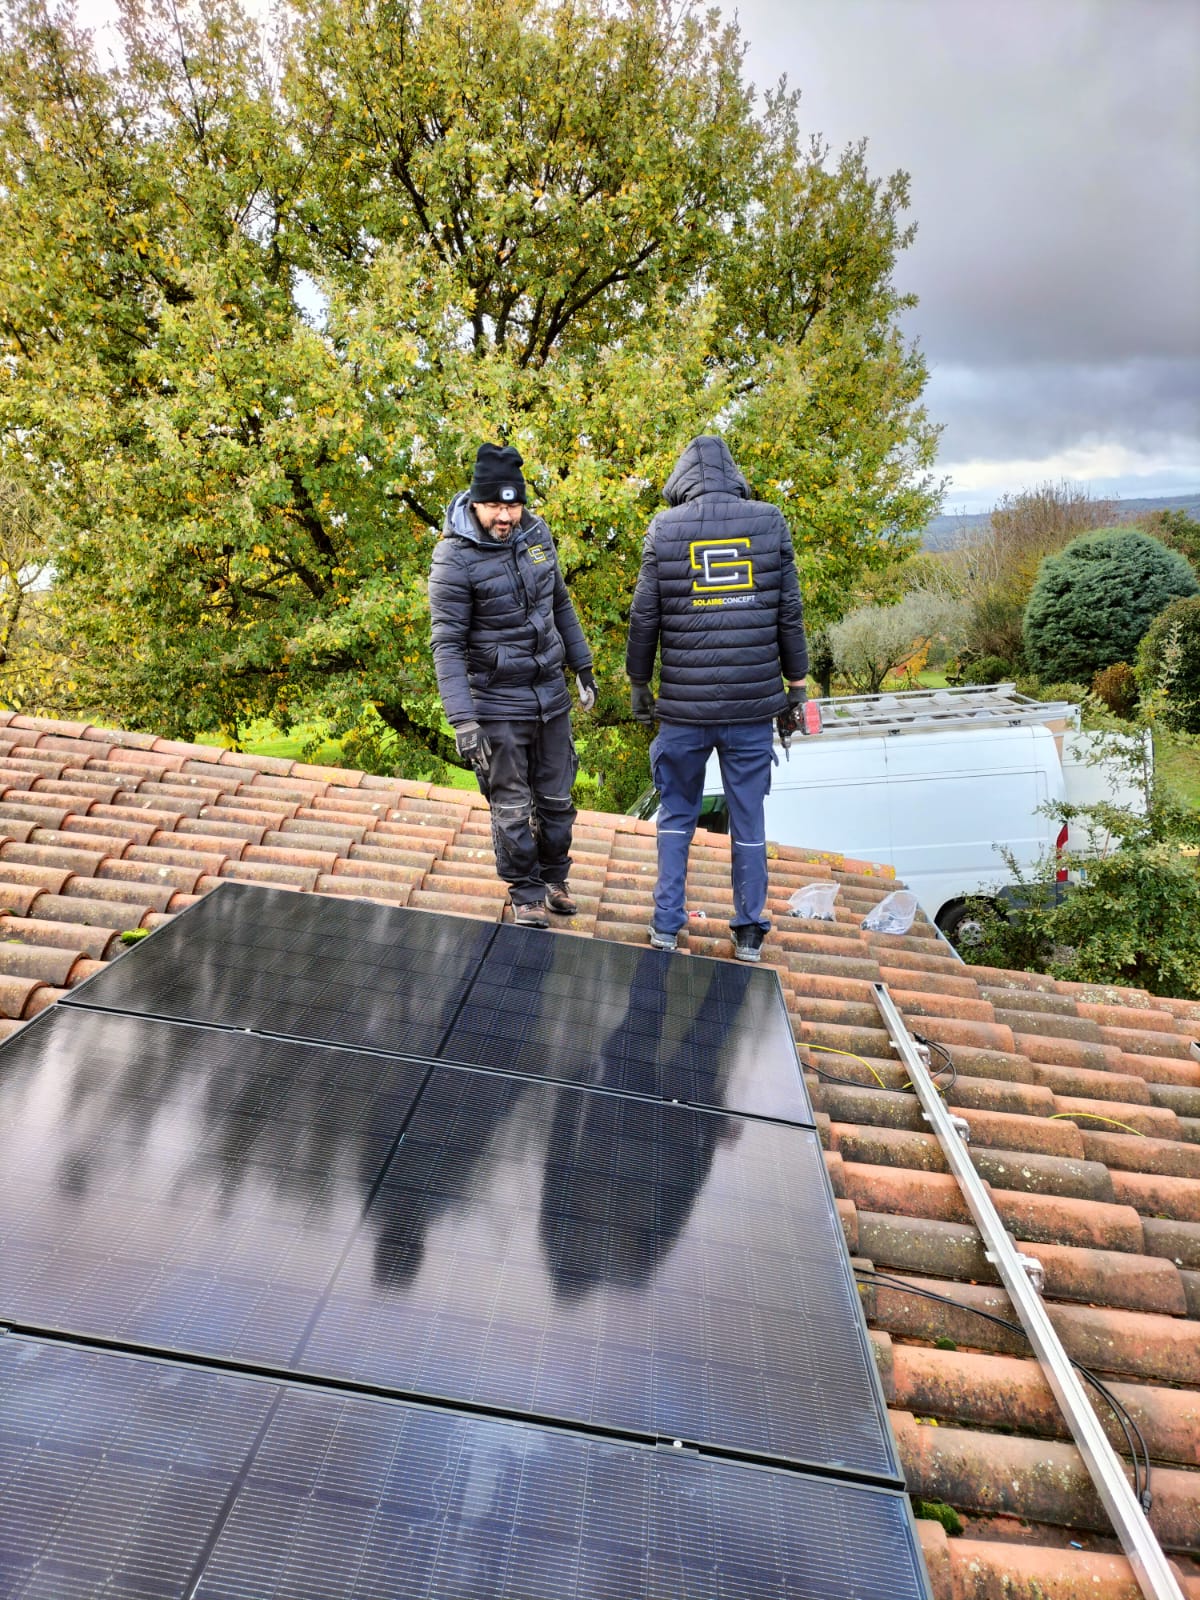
[828,591,963,693]
[1137,507,1200,569]
[0,0,942,788]
[0,477,73,712]
[1137,595,1200,733]
[1023,528,1198,686]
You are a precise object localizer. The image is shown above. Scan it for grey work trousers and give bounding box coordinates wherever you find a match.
[478,712,578,905]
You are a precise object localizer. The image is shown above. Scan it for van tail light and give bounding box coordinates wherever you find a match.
[1055,822,1069,883]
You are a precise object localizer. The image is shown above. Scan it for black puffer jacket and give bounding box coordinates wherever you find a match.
[430,492,592,725]
[625,436,809,724]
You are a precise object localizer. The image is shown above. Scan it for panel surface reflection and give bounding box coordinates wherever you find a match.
[61,881,495,1057]
[1,1337,928,1600]
[0,1007,427,1362]
[304,1066,897,1481]
[440,923,812,1123]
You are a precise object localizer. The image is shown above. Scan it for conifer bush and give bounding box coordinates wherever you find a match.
[1023,529,1198,685]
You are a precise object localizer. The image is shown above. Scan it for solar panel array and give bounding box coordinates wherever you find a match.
[3,882,931,1598]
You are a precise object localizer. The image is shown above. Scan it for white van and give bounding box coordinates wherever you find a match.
[633,687,1138,942]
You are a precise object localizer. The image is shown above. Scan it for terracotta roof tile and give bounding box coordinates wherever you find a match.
[312,873,411,905]
[0,913,120,958]
[96,857,204,895]
[59,814,159,847]
[127,843,228,875]
[0,972,50,1018]
[80,725,159,750]
[217,859,320,891]
[0,883,47,916]
[2,841,107,876]
[31,892,151,930]
[0,800,73,829]
[30,827,135,856]
[63,876,177,913]
[279,816,368,843]
[175,817,264,846]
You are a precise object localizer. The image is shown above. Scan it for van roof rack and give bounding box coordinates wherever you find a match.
[812,683,1080,738]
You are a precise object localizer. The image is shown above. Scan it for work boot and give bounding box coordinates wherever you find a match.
[732,925,765,963]
[544,881,577,916]
[647,926,677,952]
[512,900,550,929]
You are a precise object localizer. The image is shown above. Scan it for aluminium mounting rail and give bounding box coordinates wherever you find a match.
[811,683,1079,739]
[870,982,1185,1600]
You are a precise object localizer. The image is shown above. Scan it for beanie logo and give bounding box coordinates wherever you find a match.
[500,486,516,502]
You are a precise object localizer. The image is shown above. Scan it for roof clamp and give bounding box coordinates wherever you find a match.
[984,1248,1044,1292]
[948,1113,971,1144]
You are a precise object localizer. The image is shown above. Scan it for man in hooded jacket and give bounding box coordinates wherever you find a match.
[625,435,810,961]
[430,443,597,928]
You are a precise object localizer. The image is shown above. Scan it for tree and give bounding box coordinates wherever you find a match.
[0,0,942,789]
[1137,595,1200,733]
[942,481,1117,671]
[1023,528,1198,686]
[0,477,73,712]
[828,592,963,693]
[1137,507,1200,569]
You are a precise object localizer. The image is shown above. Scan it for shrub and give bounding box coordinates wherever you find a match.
[1023,528,1198,684]
[1136,595,1200,733]
[1091,661,1139,718]
[960,654,1012,685]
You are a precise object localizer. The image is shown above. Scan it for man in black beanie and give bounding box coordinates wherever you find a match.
[430,443,597,928]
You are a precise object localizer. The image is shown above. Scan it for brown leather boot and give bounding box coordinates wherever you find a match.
[544,882,577,916]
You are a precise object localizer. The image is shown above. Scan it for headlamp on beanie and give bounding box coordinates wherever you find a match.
[469,442,527,505]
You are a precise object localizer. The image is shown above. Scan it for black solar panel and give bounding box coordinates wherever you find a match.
[0,1006,427,1363]
[440,923,813,1123]
[302,1065,898,1483]
[1,1336,929,1600]
[61,881,496,1057]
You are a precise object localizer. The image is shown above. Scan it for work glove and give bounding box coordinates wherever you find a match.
[630,681,657,725]
[576,668,597,713]
[776,685,811,744]
[455,720,492,775]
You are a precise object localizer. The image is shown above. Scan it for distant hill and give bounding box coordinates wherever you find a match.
[921,490,1200,550]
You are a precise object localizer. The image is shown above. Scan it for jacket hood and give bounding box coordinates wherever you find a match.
[442,490,545,547]
[663,435,750,506]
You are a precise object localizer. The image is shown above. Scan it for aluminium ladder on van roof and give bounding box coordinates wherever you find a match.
[811,683,1081,739]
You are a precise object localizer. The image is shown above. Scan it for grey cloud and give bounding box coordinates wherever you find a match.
[721,0,1200,487]
[926,357,1200,462]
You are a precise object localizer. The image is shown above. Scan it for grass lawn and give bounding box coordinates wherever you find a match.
[1156,736,1200,808]
[198,718,482,790]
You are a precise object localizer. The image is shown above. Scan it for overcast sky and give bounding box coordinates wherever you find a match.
[719,0,1200,512]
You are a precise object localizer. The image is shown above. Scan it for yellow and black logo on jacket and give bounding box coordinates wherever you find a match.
[527,544,548,564]
[689,539,755,608]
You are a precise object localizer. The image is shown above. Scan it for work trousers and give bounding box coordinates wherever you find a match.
[478,711,578,905]
[650,720,775,936]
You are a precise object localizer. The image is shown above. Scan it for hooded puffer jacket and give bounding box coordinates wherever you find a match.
[430,492,592,725]
[625,436,809,724]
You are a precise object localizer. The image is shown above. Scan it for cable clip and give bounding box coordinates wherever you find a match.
[914,1043,932,1068]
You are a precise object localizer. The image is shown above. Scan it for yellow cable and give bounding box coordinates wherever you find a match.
[1048,1111,1146,1137]
[804,1043,889,1091]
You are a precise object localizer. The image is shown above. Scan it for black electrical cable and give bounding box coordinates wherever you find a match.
[854,1268,1153,1509]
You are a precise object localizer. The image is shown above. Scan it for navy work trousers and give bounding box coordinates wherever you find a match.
[478,712,578,905]
[650,720,775,937]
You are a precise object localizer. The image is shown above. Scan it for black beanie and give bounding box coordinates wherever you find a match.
[469,443,527,505]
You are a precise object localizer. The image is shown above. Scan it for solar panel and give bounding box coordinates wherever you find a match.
[0,1006,428,1363]
[61,881,496,1058]
[440,923,813,1124]
[1,1336,930,1600]
[302,1065,898,1483]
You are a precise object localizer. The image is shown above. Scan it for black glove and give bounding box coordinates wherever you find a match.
[630,682,656,725]
[777,685,808,742]
[455,721,492,774]
[576,668,597,713]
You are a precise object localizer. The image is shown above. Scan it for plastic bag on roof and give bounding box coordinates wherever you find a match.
[861,890,918,935]
[786,883,840,920]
